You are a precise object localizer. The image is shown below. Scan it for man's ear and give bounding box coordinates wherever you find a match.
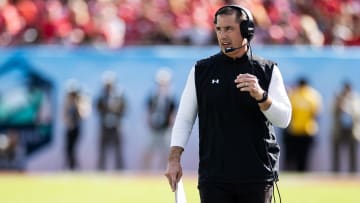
[242,38,248,46]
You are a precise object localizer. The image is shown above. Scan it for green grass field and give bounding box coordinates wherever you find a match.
[1,172,359,203]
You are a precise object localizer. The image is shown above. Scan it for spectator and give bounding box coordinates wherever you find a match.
[63,79,82,170]
[1,0,359,46]
[96,71,126,170]
[331,81,360,173]
[284,77,322,172]
[141,68,176,171]
[0,130,25,171]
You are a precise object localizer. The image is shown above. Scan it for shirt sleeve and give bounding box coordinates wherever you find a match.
[262,65,292,128]
[170,66,198,148]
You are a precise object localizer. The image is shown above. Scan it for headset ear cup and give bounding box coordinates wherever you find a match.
[240,20,254,41]
[247,20,255,41]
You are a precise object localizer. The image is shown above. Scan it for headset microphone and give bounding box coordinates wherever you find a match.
[224,47,239,53]
[224,43,247,53]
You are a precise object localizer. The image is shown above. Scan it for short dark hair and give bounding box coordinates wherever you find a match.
[213,6,245,25]
[342,80,352,89]
[297,77,308,86]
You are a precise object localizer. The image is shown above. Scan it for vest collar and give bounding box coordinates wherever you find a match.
[220,52,249,63]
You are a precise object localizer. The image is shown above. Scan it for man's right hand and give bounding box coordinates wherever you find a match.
[164,146,184,192]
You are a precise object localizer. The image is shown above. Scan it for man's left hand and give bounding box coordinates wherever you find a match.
[234,73,264,101]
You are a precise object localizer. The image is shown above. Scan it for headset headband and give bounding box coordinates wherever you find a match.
[214,5,255,41]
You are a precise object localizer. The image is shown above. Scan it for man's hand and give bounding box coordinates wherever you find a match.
[234,73,272,110]
[234,73,264,100]
[164,146,184,192]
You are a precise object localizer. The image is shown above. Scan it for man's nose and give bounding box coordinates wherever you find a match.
[218,30,228,39]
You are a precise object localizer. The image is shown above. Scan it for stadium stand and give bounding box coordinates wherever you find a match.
[0,0,359,47]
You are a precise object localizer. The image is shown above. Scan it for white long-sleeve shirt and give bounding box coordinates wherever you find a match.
[171,65,291,148]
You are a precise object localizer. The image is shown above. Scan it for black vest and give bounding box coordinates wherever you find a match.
[195,52,279,184]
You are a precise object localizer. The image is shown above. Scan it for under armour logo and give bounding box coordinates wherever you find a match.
[211,79,219,84]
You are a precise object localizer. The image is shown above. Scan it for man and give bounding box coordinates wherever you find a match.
[284,77,322,172]
[142,68,177,170]
[63,79,82,170]
[96,71,126,170]
[332,81,360,173]
[165,5,291,203]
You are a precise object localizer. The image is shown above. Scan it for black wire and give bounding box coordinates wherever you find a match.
[249,43,282,203]
[273,182,276,203]
[274,180,282,203]
[248,43,255,75]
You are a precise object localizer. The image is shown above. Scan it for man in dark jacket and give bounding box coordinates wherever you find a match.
[96,71,126,170]
[142,68,176,170]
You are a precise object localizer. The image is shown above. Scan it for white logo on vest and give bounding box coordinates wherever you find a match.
[211,79,219,84]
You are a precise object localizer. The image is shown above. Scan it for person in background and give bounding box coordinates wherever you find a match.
[96,71,126,170]
[331,81,360,173]
[0,130,25,171]
[284,77,322,172]
[141,68,176,171]
[63,79,89,170]
[165,5,291,203]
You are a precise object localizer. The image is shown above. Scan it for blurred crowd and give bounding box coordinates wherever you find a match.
[0,67,177,171]
[1,60,360,172]
[1,0,360,48]
[283,78,360,173]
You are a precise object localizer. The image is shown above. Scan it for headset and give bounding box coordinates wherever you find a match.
[214,5,255,42]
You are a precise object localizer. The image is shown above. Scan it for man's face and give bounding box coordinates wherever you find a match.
[215,13,245,57]
[105,83,113,94]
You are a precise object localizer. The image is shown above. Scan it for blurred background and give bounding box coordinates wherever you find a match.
[1,0,360,202]
[1,0,360,47]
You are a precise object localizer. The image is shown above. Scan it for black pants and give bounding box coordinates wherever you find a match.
[284,133,314,172]
[198,182,273,203]
[332,128,358,172]
[98,127,123,170]
[66,127,80,170]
